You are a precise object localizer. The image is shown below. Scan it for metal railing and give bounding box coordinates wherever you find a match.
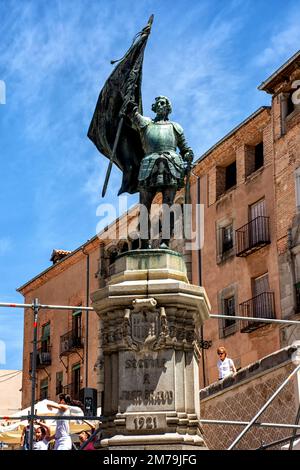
[236,216,270,257]
[239,291,275,333]
[60,330,83,356]
[29,346,51,370]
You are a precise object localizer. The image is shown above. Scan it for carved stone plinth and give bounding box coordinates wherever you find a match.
[91,249,210,450]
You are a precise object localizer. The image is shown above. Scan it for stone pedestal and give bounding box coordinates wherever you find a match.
[91,249,210,450]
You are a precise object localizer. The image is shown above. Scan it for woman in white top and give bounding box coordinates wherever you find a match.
[47,394,73,450]
[217,346,236,380]
[32,421,50,450]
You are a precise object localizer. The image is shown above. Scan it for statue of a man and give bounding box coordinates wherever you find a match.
[127,96,193,248]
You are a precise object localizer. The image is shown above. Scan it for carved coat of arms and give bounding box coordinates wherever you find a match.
[123,299,169,352]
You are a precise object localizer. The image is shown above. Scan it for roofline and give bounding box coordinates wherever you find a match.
[16,234,98,294]
[193,106,270,166]
[258,49,300,92]
[17,203,139,294]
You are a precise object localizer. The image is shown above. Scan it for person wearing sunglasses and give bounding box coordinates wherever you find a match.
[217,346,236,380]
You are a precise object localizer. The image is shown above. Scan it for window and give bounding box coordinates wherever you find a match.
[253,273,269,296]
[222,225,233,254]
[40,378,48,400]
[224,296,236,328]
[225,161,236,190]
[216,160,236,199]
[245,142,264,177]
[72,310,82,340]
[254,142,264,171]
[287,93,295,117]
[252,273,272,319]
[56,371,63,395]
[217,220,234,263]
[72,363,81,400]
[41,322,50,353]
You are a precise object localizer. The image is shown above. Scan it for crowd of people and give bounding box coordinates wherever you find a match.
[21,393,97,451]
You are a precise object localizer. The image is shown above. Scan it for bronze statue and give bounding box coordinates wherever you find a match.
[88,16,193,248]
[126,96,193,248]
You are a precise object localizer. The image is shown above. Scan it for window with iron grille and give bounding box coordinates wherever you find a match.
[41,322,50,353]
[222,225,233,254]
[217,220,234,263]
[218,285,238,339]
[40,378,48,400]
[224,296,236,329]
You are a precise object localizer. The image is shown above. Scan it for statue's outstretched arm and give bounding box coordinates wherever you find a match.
[126,100,150,129]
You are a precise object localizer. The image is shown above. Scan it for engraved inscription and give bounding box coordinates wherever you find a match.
[121,390,173,406]
[126,414,166,431]
[134,416,157,430]
[125,357,167,369]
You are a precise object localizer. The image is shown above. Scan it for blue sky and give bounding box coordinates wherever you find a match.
[0,0,299,370]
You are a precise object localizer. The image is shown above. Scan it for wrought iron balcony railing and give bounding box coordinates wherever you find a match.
[239,291,275,333]
[29,346,51,370]
[60,330,83,356]
[236,216,270,257]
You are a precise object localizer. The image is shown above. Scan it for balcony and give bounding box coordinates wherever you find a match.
[63,382,80,401]
[239,291,275,333]
[29,347,51,370]
[60,330,83,356]
[236,216,270,257]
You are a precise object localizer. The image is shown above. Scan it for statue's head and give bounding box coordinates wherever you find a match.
[151,96,172,118]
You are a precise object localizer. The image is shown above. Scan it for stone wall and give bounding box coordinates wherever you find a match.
[200,346,299,450]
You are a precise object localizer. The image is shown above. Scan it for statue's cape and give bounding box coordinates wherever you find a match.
[87,18,153,195]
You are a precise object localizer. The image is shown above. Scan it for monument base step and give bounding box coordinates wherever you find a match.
[97,432,208,450]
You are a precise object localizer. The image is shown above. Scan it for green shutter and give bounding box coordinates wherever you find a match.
[72,309,82,317]
[42,322,50,340]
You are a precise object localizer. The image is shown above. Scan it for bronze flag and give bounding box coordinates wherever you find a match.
[87,15,154,196]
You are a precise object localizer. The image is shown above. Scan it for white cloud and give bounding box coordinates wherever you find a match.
[253,10,300,69]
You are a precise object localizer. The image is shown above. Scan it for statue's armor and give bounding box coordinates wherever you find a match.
[132,113,191,189]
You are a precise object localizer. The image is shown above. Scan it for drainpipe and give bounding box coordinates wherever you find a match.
[192,172,207,387]
[82,246,90,389]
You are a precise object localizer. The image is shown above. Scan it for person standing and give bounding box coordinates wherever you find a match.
[20,420,31,450]
[32,421,50,450]
[47,394,73,450]
[217,346,236,380]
